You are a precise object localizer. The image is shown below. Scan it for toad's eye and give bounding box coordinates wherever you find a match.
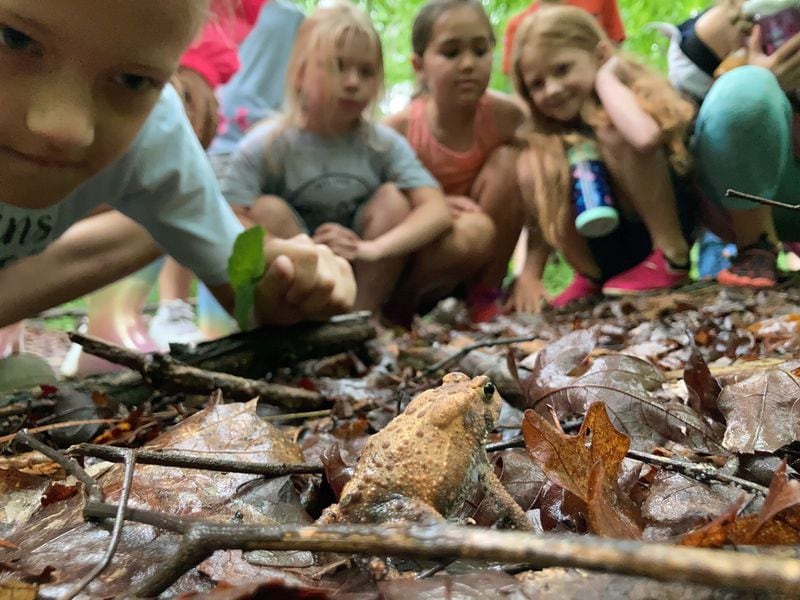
[482,381,495,398]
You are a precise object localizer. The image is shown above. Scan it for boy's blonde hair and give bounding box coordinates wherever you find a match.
[510,5,695,249]
[283,0,384,130]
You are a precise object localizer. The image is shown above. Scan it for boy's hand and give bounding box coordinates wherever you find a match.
[747,25,800,91]
[254,235,356,325]
[173,67,219,149]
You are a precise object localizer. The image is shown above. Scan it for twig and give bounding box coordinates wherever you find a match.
[81,504,800,597]
[69,443,323,477]
[0,419,123,445]
[626,449,769,495]
[263,409,332,422]
[38,300,191,321]
[0,399,56,419]
[725,189,800,211]
[69,332,325,410]
[424,335,538,374]
[483,437,768,495]
[415,561,452,579]
[14,430,102,504]
[60,449,137,600]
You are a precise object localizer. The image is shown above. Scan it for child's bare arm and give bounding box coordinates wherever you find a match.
[506,225,552,315]
[488,91,526,145]
[594,56,662,152]
[0,212,162,328]
[382,107,411,136]
[357,186,451,262]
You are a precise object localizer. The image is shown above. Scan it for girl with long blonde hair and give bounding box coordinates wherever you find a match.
[221,1,484,322]
[509,5,697,312]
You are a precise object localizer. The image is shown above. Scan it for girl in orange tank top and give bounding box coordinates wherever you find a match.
[386,0,526,322]
[406,93,502,197]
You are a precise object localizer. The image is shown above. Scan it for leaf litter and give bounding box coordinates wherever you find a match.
[2,282,800,597]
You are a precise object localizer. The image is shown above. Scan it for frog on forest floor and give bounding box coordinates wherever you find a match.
[317,372,531,530]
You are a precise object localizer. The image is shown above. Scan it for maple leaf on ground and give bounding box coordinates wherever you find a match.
[717,366,800,453]
[522,402,642,538]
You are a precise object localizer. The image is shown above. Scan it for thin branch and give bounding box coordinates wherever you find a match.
[725,189,800,211]
[60,449,137,600]
[0,419,122,445]
[626,449,769,495]
[69,443,323,477]
[81,504,800,597]
[425,335,539,374]
[69,332,324,410]
[14,430,102,504]
[263,409,332,422]
[0,399,56,419]
[38,300,187,321]
[484,436,768,495]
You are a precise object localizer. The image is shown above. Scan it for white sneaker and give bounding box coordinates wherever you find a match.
[148,299,205,351]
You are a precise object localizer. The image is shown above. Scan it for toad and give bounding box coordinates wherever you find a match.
[318,372,531,529]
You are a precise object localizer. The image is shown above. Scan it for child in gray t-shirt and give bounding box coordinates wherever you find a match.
[222,2,495,320]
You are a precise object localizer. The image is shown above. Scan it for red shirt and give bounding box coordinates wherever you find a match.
[180,0,268,88]
[502,0,626,75]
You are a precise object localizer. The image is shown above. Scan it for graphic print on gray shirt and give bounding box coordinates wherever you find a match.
[222,120,439,234]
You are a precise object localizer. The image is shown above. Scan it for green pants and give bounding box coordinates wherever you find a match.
[692,65,800,241]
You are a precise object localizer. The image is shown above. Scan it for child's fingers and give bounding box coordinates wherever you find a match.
[747,24,762,55]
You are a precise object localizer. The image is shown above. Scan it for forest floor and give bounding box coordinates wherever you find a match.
[2,276,800,598]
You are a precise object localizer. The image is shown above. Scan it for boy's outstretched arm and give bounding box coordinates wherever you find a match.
[208,235,357,327]
[0,211,162,328]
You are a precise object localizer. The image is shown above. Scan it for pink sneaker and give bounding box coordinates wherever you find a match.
[550,273,600,308]
[601,249,688,296]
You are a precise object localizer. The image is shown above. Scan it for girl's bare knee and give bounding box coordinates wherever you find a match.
[249,195,304,237]
[453,211,495,258]
[359,184,411,237]
[474,145,522,202]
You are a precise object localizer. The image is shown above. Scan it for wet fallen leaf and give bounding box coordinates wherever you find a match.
[717,367,800,453]
[522,403,640,537]
[39,482,78,507]
[684,342,723,421]
[644,472,749,541]
[3,399,313,597]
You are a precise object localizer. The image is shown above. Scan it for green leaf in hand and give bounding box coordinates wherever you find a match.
[228,226,266,330]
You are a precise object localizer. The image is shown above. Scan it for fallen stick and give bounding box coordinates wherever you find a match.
[82,502,800,598]
[69,443,324,477]
[69,332,324,410]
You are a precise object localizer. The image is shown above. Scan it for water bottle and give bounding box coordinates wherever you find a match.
[742,0,800,55]
[568,138,619,238]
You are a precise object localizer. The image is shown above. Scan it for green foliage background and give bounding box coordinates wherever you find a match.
[299,0,710,94]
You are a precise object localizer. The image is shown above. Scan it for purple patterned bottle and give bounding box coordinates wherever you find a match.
[568,139,619,238]
[743,0,800,55]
